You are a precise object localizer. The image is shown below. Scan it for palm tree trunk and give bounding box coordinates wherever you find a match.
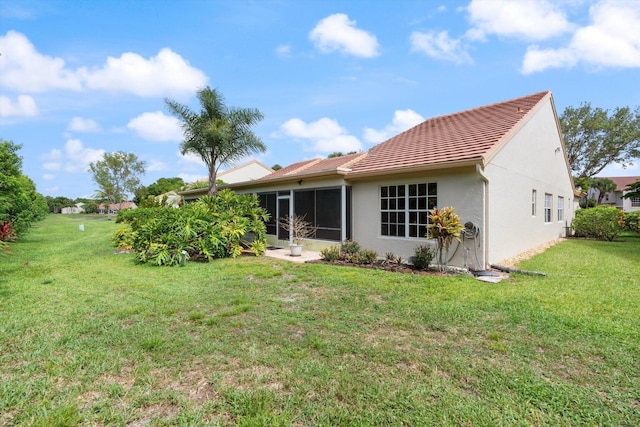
[208,167,217,196]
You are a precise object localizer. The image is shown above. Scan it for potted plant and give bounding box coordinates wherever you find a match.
[278,214,317,256]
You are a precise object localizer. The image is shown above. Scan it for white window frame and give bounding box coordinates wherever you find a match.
[544,193,552,223]
[631,197,640,208]
[380,183,437,239]
[557,196,564,222]
[531,189,537,217]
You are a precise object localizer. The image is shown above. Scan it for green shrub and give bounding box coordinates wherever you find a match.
[624,211,640,233]
[115,189,268,266]
[339,240,361,255]
[320,245,341,262]
[112,225,135,250]
[572,206,625,241]
[412,244,434,270]
[355,249,378,265]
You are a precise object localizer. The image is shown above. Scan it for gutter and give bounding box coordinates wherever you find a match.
[476,163,489,269]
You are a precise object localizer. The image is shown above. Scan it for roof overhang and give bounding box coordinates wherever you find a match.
[345,158,483,180]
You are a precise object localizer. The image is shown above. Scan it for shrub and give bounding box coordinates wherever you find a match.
[572,206,625,241]
[427,207,465,271]
[624,211,640,233]
[320,245,341,262]
[0,221,16,242]
[115,189,268,266]
[412,245,434,270]
[112,225,135,250]
[339,240,361,255]
[355,249,378,265]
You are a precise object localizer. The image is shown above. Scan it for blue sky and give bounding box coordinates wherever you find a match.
[1,0,639,199]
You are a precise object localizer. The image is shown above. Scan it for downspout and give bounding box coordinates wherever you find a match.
[476,164,489,269]
[341,184,347,242]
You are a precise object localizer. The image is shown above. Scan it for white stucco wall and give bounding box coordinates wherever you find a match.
[350,168,485,268]
[219,161,273,184]
[484,98,574,264]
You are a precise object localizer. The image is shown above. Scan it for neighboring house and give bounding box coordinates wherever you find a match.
[181,160,274,202]
[154,191,182,208]
[97,201,137,214]
[588,176,640,212]
[226,91,575,269]
[61,203,85,214]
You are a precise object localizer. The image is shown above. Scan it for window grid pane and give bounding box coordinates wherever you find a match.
[557,196,564,222]
[544,193,552,223]
[381,183,437,238]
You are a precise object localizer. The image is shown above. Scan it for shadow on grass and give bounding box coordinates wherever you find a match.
[585,232,640,264]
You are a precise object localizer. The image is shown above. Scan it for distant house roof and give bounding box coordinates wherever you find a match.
[239,91,553,187]
[600,176,640,192]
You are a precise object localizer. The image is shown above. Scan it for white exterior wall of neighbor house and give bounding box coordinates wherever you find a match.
[218,160,273,184]
[483,98,574,264]
[350,168,485,267]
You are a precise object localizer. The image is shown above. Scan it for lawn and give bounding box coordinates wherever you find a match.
[1,214,639,426]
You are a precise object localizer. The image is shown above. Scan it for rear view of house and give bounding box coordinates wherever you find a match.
[229,91,576,269]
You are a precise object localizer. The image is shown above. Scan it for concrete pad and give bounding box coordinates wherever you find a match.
[265,247,322,263]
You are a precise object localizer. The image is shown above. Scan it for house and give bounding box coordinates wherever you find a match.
[588,176,640,212]
[97,201,137,215]
[226,91,575,269]
[181,160,274,202]
[61,203,85,214]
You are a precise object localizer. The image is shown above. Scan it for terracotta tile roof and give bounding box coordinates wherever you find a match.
[260,152,366,180]
[349,91,551,175]
[600,176,640,192]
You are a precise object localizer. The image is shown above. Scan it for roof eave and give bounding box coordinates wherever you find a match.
[228,168,350,189]
[347,158,483,180]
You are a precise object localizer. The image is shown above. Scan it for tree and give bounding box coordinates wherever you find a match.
[165,86,266,195]
[89,151,145,218]
[0,140,48,239]
[560,103,640,178]
[590,177,617,205]
[134,177,185,204]
[622,179,640,200]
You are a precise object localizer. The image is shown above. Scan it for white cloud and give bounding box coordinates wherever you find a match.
[67,116,101,133]
[363,109,425,143]
[465,0,573,41]
[81,48,208,97]
[309,14,380,58]
[145,160,168,172]
[410,31,472,64]
[521,1,640,74]
[42,139,105,173]
[178,150,206,168]
[127,111,183,142]
[279,117,363,153]
[43,173,56,181]
[0,30,83,92]
[178,173,205,184]
[0,31,207,97]
[0,94,38,117]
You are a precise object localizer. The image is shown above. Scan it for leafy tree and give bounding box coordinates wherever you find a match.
[165,86,266,195]
[590,177,617,205]
[328,151,357,158]
[134,177,185,204]
[622,179,640,200]
[0,140,48,239]
[271,164,283,171]
[89,151,145,218]
[46,196,75,213]
[560,103,640,178]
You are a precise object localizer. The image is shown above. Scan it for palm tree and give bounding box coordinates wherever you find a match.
[165,87,266,195]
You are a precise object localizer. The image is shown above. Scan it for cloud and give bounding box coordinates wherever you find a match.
[465,0,573,41]
[42,139,105,173]
[145,160,168,172]
[81,48,208,97]
[0,31,207,96]
[363,109,425,143]
[410,31,472,64]
[178,173,205,184]
[309,14,380,58]
[67,117,101,133]
[521,1,640,74]
[43,173,56,181]
[279,117,363,153]
[275,44,291,57]
[0,94,38,117]
[127,111,183,142]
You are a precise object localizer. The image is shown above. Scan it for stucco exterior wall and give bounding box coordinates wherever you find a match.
[350,168,485,268]
[218,160,273,184]
[484,99,574,264]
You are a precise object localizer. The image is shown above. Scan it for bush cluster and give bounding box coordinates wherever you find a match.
[412,244,434,270]
[320,240,378,265]
[113,190,268,266]
[624,211,640,234]
[572,206,625,241]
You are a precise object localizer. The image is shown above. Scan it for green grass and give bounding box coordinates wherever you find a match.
[1,214,639,426]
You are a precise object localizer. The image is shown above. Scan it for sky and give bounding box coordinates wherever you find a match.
[1,0,639,199]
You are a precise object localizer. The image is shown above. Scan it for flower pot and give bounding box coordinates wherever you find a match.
[289,244,303,257]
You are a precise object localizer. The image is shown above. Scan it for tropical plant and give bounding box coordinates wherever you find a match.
[115,189,268,266]
[621,179,640,200]
[165,86,266,195]
[572,206,625,241]
[89,151,145,219]
[427,207,465,272]
[590,177,617,205]
[623,211,640,234]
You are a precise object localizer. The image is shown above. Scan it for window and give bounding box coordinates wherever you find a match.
[544,193,552,223]
[557,196,564,222]
[632,197,640,208]
[531,189,537,216]
[380,183,437,238]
